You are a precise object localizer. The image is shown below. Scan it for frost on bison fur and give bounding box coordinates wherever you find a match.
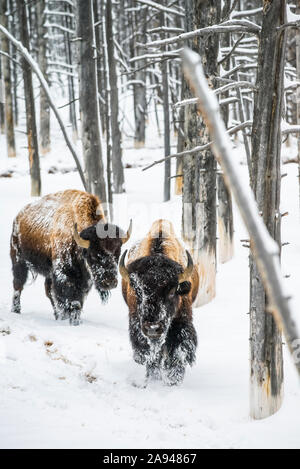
[120,219,199,386]
[10,189,131,325]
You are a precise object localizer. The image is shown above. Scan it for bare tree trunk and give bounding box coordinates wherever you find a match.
[102,0,113,218]
[182,0,220,307]
[106,0,125,194]
[9,0,18,127]
[160,7,171,202]
[0,59,4,133]
[37,0,50,154]
[133,4,147,148]
[249,0,286,420]
[217,0,234,263]
[64,1,78,142]
[175,78,184,195]
[0,0,16,157]
[296,1,300,215]
[217,173,234,263]
[94,0,106,136]
[77,0,107,202]
[17,0,41,196]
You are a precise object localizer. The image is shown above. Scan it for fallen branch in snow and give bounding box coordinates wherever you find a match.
[142,121,253,171]
[0,23,87,191]
[181,47,300,378]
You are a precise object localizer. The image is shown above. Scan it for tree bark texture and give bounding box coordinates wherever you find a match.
[133,4,147,148]
[217,173,234,263]
[17,0,41,196]
[0,0,16,157]
[249,0,286,420]
[37,0,50,154]
[65,1,78,142]
[217,0,234,264]
[182,0,220,307]
[0,58,4,133]
[106,0,125,194]
[296,1,300,216]
[160,7,171,202]
[77,0,107,202]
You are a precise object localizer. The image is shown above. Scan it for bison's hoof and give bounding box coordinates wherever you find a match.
[162,363,185,386]
[146,364,162,382]
[69,301,81,326]
[70,317,81,326]
[133,350,146,365]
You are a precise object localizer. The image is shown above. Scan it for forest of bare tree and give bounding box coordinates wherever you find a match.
[1,0,300,450]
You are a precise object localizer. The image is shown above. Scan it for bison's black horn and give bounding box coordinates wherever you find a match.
[119,249,130,281]
[179,250,194,282]
[122,219,132,244]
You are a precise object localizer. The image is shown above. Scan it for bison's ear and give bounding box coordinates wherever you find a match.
[80,225,96,240]
[177,281,191,296]
[74,223,91,249]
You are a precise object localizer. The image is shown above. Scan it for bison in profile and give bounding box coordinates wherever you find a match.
[120,219,199,386]
[10,189,131,325]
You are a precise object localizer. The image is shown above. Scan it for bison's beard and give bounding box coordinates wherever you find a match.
[98,289,110,304]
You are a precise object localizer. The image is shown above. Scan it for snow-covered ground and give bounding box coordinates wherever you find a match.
[0,107,300,449]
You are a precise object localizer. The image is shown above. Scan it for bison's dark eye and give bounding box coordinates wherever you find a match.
[177,281,192,296]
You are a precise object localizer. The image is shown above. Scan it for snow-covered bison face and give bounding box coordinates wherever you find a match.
[124,255,192,341]
[76,223,128,292]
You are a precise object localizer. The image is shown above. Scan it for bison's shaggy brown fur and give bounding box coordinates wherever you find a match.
[11,190,130,325]
[120,219,199,386]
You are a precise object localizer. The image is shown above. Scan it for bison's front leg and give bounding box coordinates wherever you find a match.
[129,315,163,382]
[129,315,149,365]
[162,320,197,386]
[52,261,85,326]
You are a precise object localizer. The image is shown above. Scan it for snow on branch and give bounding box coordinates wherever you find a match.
[231,7,263,18]
[281,124,300,135]
[45,9,75,18]
[134,0,185,18]
[45,22,75,35]
[144,20,261,49]
[221,63,257,78]
[129,48,183,63]
[174,80,256,108]
[0,23,86,191]
[277,20,300,32]
[181,47,300,378]
[142,121,253,171]
[147,27,184,35]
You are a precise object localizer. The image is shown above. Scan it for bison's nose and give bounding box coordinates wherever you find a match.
[142,321,164,339]
[101,278,118,290]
